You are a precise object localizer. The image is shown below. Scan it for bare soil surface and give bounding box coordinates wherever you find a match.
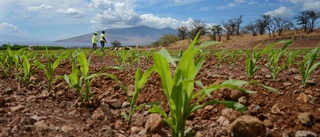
[1,30,320,137]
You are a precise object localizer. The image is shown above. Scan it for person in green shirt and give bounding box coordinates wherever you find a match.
[100,31,107,52]
[92,32,98,51]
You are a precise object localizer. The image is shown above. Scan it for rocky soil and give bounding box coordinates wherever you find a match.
[0,49,320,137]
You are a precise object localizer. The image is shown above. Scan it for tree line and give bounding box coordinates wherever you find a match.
[152,10,320,47]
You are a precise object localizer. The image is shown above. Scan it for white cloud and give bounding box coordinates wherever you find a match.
[302,1,320,11]
[89,0,183,29]
[217,3,236,9]
[0,22,25,34]
[139,14,181,29]
[278,0,320,11]
[57,8,85,18]
[264,7,293,17]
[90,1,141,29]
[27,4,53,11]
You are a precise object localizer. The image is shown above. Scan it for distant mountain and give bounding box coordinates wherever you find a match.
[55,25,178,45]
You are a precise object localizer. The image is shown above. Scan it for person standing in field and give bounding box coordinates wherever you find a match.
[100,31,107,52]
[92,32,98,51]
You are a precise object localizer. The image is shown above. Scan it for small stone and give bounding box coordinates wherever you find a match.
[297,93,309,103]
[248,104,261,115]
[138,129,147,136]
[61,125,74,132]
[34,121,49,132]
[4,87,13,95]
[288,68,299,74]
[204,105,213,110]
[294,75,302,81]
[221,108,233,118]
[92,108,105,120]
[304,89,312,94]
[100,104,114,117]
[114,120,123,130]
[130,126,143,135]
[238,96,248,105]
[265,74,272,79]
[30,115,41,121]
[121,102,130,108]
[145,114,162,134]
[297,113,312,126]
[127,84,134,97]
[54,83,66,91]
[56,90,64,96]
[106,99,122,109]
[271,104,285,115]
[295,130,317,137]
[263,120,274,129]
[227,115,266,137]
[10,105,25,112]
[283,82,292,86]
[30,76,38,83]
[216,116,230,127]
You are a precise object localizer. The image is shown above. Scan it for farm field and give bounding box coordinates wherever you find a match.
[0,33,320,137]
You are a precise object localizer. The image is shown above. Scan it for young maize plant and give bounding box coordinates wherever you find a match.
[266,40,291,80]
[245,40,290,78]
[300,48,320,86]
[122,62,157,124]
[64,51,123,102]
[148,33,277,137]
[21,52,31,84]
[2,45,14,77]
[34,47,68,92]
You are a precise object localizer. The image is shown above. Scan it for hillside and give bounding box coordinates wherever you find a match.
[163,29,320,50]
[55,25,177,45]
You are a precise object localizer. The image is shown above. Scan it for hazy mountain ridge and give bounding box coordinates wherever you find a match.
[55,25,178,45]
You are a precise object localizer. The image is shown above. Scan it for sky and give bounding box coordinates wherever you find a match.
[0,0,319,41]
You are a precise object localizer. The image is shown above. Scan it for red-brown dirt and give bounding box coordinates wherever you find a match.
[0,30,320,137]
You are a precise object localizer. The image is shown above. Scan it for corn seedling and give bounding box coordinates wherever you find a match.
[215,50,227,67]
[122,63,157,124]
[284,51,299,70]
[64,51,122,102]
[148,33,278,137]
[245,41,286,78]
[34,47,68,92]
[12,48,26,79]
[2,45,15,77]
[266,40,291,79]
[21,52,31,84]
[300,48,320,86]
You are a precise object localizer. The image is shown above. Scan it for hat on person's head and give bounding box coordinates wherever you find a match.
[94,32,98,35]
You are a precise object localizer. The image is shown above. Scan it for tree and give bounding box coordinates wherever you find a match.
[243,22,258,36]
[209,25,223,41]
[177,26,188,40]
[256,15,271,35]
[111,40,121,47]
[272,16,292,36]
[295,10,320,32]
[222,21,234,40]
[234,15,243,35]
[160,34,179,47]
[188,19,207,40]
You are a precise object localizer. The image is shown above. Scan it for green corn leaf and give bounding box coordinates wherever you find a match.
[198,41,221,49]
[158,48,177,67]
[52,53,68,69]
[153,52,173,97]
[217,100,247,111]
[148,105,168,119]
[77,52,89,78]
